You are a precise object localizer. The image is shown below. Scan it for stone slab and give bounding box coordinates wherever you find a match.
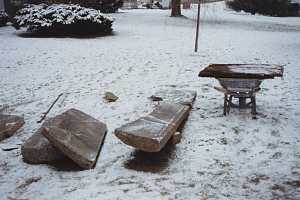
[114,103,190,152]
[151,89,197,107]
[0,114,25,142]
[21,118,64,164]
[42,108,107,169]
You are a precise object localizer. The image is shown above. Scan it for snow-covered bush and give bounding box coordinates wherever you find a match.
[0,11,9,27]
[13,4,114,35]
[226,0,299,17]
[27,0,123,13]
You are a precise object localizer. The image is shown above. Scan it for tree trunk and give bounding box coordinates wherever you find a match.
[171,0,181,17]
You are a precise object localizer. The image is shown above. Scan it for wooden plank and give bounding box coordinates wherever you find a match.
[114,103,190,152]
[199,64,284,79]
[42,109,107,169]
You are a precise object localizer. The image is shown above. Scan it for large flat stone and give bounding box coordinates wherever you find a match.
[115,103,190,152]
[21,118,64,164]
[0,114,25,142]
[151,89,197,107]
[42,108,107,169]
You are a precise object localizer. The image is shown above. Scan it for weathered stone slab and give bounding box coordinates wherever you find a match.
[21,118,64,164]
[115,103,190,152]
[150,89,197,107]
[0,114,25,142]
[42,108,107,169]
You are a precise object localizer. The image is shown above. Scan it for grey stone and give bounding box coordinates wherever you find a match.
[171,132,182,145]
[104,92,118,102]
[115,103,190,152]
[42,108,107,169]
[21,118,64,164]
[151,89,197,107]
[0,114,25,142]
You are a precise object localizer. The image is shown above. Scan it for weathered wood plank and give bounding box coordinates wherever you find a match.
[199,64,284,79]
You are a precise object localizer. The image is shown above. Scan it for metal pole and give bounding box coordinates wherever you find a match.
[194,0,201,52]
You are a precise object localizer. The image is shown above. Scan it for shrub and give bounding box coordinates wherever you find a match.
[0,11,9,27]
[13,4,114,35]
[27,0,124,13]
[226,0,300,17]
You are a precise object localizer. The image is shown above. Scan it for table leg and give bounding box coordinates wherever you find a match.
[251,96,257,119]
[239,97,247,108]
[224,94,228,115]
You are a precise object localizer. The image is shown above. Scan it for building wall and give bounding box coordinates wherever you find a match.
[0,0,5,11]
[122,0,138,9]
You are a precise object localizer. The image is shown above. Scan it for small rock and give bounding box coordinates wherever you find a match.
[220,137,228,145]
[149,95,163,101]
[248,174,269,184]
[104,92,118,102]
[171,132,182,145]
[271,152,282,159]
[284,180,300,188]
[0,114,25,141]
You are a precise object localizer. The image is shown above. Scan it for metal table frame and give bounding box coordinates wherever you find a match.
[214,78,263,118]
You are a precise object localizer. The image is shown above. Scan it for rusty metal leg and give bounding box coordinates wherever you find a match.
[228,95,233,114]
[251,96,257,119]
[239,97,247,108]
[224,94,228,116]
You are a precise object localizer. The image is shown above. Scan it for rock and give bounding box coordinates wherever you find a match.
[21,117,65,164]
[42,108,107,169]
[171,132,182,145]
[0,114,25,142]
[115,103,190,152]
[151,89,197,107]
[149,95,163,102]
[104,92,118,102]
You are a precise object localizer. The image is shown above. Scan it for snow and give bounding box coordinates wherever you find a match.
[1,2,300,199]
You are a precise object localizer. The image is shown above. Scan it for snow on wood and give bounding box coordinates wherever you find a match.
[199,64,284,79]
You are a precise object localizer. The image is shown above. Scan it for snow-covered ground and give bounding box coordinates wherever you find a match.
[1,2,300,200]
